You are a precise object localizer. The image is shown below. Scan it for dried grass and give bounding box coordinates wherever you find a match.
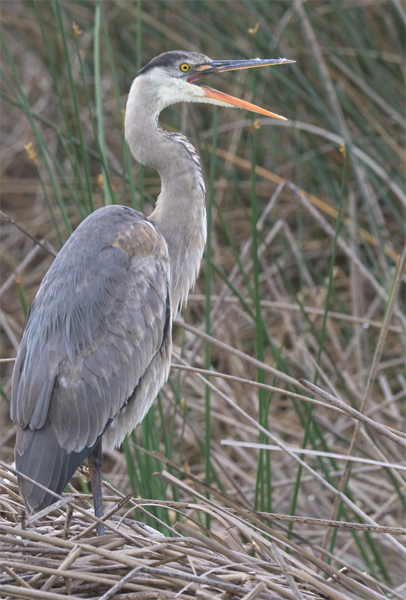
[1,462,403,600]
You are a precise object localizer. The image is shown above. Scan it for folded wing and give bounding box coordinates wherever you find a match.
[11,206,171,512]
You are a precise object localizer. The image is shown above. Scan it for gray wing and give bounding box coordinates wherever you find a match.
[11,206,171,512]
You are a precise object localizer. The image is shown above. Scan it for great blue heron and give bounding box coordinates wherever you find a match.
[11,51,293,535]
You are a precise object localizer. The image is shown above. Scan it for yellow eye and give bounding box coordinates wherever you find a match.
[180,63,190,72]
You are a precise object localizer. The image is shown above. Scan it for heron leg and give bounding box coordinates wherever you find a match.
[88,440,105,536]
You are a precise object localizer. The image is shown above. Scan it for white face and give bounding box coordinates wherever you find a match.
[138,61,235,113]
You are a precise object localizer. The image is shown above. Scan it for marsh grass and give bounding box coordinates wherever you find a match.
[0,0,405,595]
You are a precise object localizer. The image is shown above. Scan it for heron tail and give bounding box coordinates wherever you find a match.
[15,425,93,514]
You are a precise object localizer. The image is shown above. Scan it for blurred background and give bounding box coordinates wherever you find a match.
[1,0,405,588]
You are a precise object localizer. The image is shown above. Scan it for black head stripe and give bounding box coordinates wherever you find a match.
[138,51,210,76]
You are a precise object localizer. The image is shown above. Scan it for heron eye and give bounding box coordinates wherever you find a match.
[180,63,190,72]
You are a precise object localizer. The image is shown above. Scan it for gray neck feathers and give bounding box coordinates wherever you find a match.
[125,76,207,316]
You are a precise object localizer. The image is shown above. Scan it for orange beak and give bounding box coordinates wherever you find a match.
[189,57,295,120]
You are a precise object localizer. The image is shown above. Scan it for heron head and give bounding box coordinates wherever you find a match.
[135,50,294,120]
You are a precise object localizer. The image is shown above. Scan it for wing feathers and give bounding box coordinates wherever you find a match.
[11,206,171,513]
[29,373,55,429]
[82,385,100,448]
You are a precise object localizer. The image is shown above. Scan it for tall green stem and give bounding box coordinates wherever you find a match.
[137,0,144,211]
[94,1,113,205]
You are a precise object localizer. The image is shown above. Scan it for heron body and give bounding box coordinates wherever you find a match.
[12,207,172,509]
[11,51,293,533]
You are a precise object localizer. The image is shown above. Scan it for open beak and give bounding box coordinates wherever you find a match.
[188,57,295,121]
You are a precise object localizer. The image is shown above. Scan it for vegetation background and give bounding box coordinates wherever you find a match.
[0,0,405,595]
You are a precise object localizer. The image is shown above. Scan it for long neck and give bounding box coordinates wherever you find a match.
[125,78,207,316]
